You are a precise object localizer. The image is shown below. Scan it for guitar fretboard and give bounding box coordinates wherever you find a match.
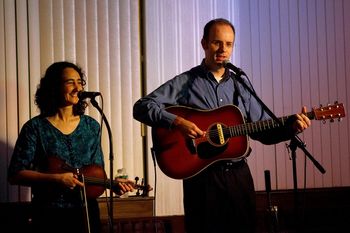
[225,112,314,137]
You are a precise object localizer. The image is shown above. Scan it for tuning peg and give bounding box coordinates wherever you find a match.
[135,178,141,196]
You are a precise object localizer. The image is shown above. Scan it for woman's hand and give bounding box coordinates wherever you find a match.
[113,178,135,195]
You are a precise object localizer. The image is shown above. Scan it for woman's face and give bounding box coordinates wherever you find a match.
[60,67,83,106]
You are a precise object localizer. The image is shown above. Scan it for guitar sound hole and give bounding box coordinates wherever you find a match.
[207,124,228,146]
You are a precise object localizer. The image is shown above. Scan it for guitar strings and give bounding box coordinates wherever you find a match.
[205,117,287,140]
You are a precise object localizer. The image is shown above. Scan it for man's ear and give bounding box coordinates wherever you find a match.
[201,38,208,49]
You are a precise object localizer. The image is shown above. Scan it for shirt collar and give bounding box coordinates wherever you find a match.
[200,59,231,81]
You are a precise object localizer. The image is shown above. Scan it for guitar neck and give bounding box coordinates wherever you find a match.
[229,111,314,137]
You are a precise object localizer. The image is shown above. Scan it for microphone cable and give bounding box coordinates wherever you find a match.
[150,147,159,233]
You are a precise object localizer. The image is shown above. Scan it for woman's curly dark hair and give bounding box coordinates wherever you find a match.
[35,61,87,116]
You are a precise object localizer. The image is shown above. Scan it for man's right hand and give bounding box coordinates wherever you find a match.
[172,116,204,139]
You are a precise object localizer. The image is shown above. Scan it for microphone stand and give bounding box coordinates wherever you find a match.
[90,97,115,233]
[265,170,279,233]
[287,134,326,231]
[230,69,326,231]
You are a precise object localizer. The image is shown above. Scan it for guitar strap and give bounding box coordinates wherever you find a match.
[232,73,247,112]
[232,73,253,159]
[233,79,240,106]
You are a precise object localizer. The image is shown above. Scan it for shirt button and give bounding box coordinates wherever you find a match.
[220,98,223,102]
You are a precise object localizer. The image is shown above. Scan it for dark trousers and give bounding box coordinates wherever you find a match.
[31,199,101,233]
[183,160,256,233]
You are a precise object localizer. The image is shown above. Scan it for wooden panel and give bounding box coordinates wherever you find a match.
[98,196,154,220]
[1,187,350,233]
[256,187,350,232]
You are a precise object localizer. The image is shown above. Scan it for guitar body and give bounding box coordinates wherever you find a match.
[152,105,250,179]
[152,102,346,179]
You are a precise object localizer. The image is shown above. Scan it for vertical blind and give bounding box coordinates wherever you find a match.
[0,0,144,204]
[1,0,349,216]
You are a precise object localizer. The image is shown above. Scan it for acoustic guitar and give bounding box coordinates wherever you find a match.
[152,102,345,179]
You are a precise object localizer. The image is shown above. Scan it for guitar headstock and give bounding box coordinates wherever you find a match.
[312,102,346,122]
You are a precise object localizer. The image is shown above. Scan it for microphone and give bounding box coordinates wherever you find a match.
[223,60,246,76]
[78,91,101,100]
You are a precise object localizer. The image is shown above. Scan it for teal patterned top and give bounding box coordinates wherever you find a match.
[8,115,104,207]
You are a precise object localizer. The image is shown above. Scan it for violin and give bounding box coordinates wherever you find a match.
[43,156,151,199]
